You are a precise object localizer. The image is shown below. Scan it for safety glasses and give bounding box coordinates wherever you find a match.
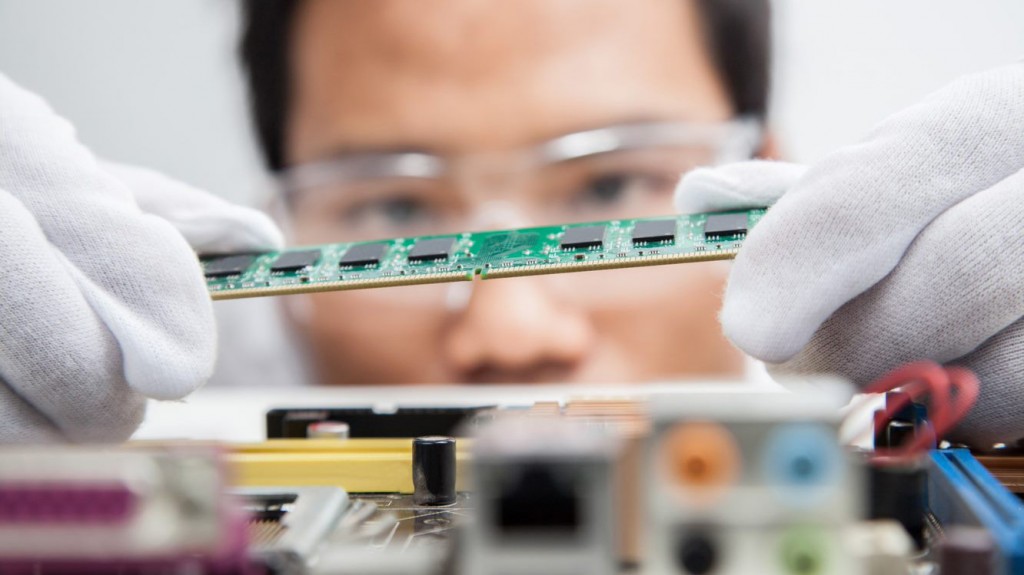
[276,119,761,244]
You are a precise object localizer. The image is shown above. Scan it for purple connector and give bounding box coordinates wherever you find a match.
[0,482,136,524]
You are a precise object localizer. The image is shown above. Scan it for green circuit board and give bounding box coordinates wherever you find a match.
[202,208,765,300]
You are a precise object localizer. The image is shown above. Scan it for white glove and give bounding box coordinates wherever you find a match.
[0,73,282,443]
[676,63,1024,446]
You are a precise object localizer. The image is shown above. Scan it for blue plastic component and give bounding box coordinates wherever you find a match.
[762,423,840,506]
[929,449,1024,575]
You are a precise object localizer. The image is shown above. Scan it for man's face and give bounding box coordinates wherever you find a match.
[282,0,747,385]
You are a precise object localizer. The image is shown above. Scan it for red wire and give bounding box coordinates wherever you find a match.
[945,366,981,433]
[863,360,980,462]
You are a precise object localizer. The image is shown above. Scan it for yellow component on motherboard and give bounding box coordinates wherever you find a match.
[226,438,473,493]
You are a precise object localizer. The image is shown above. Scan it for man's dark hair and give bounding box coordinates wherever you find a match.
[240,0,772,171]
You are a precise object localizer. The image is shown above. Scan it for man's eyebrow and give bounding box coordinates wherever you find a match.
[540,116,684,138]
[541,117,708,162]
[307,117,685,157]
[308,145,441,163]
[298,116,697,167]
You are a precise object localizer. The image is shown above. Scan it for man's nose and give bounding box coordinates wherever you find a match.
[442,276,593,383]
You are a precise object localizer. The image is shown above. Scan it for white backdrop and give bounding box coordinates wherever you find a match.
[1,0,1022,205]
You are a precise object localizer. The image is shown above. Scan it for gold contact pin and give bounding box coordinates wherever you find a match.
[209,271,474,301]
[482,249,739,279]
[209,249,740,300]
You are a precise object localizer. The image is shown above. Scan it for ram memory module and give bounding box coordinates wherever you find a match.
[202,208,765,300]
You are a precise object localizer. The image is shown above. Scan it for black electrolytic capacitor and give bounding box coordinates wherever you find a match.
[413,436,457,505]
[868,462,927,549]
[940,526,995,575]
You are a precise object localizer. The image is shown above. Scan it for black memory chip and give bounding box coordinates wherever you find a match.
[631,220,677,244]
[270,249,322,272]
[203,254,257,278]
[704,213,749,238]
[339,243,388,267]
[560,225,605,249]
[408,237,456,262]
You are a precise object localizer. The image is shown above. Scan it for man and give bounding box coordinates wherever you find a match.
[227,1,1024,447]
[221,0,773,387]
[0,1,1020,446]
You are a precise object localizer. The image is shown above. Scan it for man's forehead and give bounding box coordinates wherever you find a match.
[287,0,731,162]
[293,0,689,72]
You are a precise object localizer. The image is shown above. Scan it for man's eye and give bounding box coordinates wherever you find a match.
[576,174,630,206]
[377,197,426,223]
[560,171,677,219]
[351,196,432,225]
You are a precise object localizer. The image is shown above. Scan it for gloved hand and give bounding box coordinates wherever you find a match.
[676,63,1024,446]
[0,73,282,443]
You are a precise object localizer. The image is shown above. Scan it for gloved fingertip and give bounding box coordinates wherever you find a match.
[232,208,286,252]
[129,363,210,401]
[719,294,805,364]
[674,167,729,213]
[675,160,808,214]
[182,206,285,254]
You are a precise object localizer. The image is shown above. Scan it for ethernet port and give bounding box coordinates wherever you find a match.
[495,462,581,537]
